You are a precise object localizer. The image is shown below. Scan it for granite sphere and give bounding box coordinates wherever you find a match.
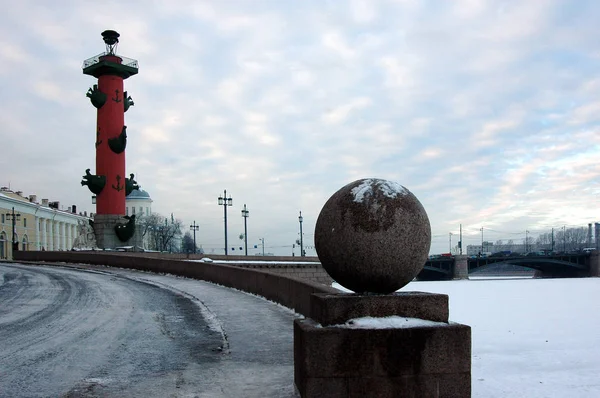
[315,178,431,294]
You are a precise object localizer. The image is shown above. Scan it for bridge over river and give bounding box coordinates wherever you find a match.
[11,249,600,287]
[419,251,600,281]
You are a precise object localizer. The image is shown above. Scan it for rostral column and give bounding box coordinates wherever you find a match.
[82,30,139,247]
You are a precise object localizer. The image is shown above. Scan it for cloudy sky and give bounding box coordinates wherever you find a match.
[1,0,599,255]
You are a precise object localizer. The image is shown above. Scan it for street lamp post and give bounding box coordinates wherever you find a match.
[459,224,463,255]
[5,207,21,253]
[241,204,249,256]
[298,211,304,257]
[480,227,484,256]
[525,230,529,253]
[164,217,168,253]
[217,190,233,255]
[449,232,453,254]
[259,238,265,256]
[189,221,199,254]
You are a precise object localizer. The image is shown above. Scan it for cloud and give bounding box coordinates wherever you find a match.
[322,97,372,124]
[1,0,599,255]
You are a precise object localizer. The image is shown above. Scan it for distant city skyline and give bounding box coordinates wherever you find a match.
[0,1,598,255]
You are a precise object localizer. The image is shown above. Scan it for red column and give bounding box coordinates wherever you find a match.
[96,55,126,215]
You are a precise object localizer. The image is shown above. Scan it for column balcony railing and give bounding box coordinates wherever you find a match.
[82,52,139,70]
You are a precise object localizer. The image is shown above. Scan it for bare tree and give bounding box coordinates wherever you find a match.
[137,212,182,251]
[536,233,551,248]
[137,213,161,250]
[554,228,588,252]
[506,239,515,253]
[523,236,535,252]
[567,227,587,251]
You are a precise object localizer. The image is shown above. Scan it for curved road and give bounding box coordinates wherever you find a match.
[0,263,298,397]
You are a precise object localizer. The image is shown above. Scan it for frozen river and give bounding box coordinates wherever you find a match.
[0,263,298,397]
[335,275,600,397]
[403,276,600,398]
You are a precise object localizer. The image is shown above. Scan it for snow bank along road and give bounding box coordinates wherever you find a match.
[0,262,298,397]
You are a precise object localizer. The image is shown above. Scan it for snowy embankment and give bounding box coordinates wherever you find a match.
[189,258,321,265]
[337,277,600,398]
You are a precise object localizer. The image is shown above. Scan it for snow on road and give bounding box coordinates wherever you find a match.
[0,263,298,398]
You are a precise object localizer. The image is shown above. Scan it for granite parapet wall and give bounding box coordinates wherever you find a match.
[96,252,332,284]
[222,263,333,285]
[13,251,337,318]
[107,251,320,263]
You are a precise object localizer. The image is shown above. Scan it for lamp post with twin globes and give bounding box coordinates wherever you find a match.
[241,204,249,256]
[5,207,21,254]
[217,190,233,255]
[299,211,304,257]
[189,221,199,254]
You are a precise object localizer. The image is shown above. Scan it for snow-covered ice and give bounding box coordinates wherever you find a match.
[336,277,600,398]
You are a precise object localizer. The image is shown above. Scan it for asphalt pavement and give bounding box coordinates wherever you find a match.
[0,262,299,397]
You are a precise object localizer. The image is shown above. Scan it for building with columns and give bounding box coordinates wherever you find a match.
[0,187,92,259]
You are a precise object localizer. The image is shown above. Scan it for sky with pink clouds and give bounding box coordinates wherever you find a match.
[0,0,599,255]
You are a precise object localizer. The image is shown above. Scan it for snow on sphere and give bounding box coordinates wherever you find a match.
[315,178,431,294]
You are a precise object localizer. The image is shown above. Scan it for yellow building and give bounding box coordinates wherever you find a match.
[0,187,92,259]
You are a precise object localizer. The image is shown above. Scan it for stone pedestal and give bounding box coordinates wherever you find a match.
[453,255,469,280]
[93,214,136,249]
[310,292,449,326]
[294,293,471,398]
[130,226,144,250]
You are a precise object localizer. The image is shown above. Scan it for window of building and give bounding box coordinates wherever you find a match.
[0,231,6,259]
[126,207,129,216]
[139,207,143,215]
[24,218,27,228]
[146,207,149,216]
[132,207,135,215]
[1,214,4,223]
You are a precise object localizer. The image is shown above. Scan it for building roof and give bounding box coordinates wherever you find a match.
[126,189,151,199]
[0,191,30,203]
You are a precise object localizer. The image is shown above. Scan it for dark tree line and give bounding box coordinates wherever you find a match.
[181,232,201,254]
